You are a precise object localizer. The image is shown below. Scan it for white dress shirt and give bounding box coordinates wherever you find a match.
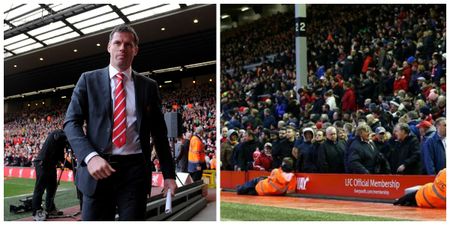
[84,65,142,164]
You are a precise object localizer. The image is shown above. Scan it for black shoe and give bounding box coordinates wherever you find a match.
[47,209,64,216]
[236,185,245,195]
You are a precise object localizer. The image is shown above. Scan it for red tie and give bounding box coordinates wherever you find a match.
[112,72,127,148]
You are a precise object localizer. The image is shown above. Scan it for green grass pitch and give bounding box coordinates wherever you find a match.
[4,177,79,221]
[221,202,405,221]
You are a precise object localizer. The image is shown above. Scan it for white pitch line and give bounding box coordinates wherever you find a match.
[4,188,72,200]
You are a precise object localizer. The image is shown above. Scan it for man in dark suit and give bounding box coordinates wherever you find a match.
[64,24,177,221]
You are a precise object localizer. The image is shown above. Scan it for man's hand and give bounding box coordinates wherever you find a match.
[87,156,116,180]
[196,165,202,171]
[163,179,177,197]
[397,164,406,173]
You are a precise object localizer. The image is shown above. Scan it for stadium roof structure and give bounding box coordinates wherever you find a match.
[4,4,216,97]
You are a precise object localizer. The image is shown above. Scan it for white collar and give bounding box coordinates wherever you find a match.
[109,65,132,80]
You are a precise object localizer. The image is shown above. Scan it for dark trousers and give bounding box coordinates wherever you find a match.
[190,170,203,182]
[236,176,266,195]
[32,161,57,214]
[81,154,149,221]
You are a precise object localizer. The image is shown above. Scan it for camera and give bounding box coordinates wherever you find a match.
[10,196,33,214]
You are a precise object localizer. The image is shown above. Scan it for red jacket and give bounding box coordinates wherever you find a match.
[402,65,412,83]
[253,152,273,171]
[393,77,408,92]
[362,55,373,73]
[342,88,356,112]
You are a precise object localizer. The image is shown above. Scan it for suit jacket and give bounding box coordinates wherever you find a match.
[64,67,175,196]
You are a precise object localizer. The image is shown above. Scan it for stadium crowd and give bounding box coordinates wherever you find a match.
[4,83,217,170]
[4,102,67,167]
[220,5,446,175]
[161,83,217,171]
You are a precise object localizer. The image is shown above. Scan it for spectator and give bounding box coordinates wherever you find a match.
[348,124,390,174]
[422,118,446,175]
[373,127,392,161]
[174,137,183,172]
[296,127,317,173]
[272,126,296,168]
[260,142,274,171]
[317,126,346,173]
[389,123,422,174]
[220,129,238,171]
[236,130,260,171]
[263,108,277,129]
[406,111,421,140]
[176,132,190,173]
[221,127,228,143]
[341,82,357,113]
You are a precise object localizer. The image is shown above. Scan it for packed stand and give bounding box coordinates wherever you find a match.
[157,83,217,171]
[4,102,67,167]
[220,5,446,175]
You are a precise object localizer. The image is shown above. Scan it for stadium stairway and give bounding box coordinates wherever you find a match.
[18,181,211,221]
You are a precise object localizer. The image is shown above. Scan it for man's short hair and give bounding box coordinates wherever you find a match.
[435,117,446,126]
[325,126,336,135]
[355,124,371,136]
[407,111,419,120]
[285,125,296,132]
[195,126,203,134]
[109,24,139,46]
[396,122,410,134]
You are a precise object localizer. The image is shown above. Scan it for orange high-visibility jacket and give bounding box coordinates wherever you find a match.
[416,168,446,208]
[188,135,206,164]
[255,168,296,196]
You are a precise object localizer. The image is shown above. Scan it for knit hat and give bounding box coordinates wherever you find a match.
[389,98,400,107]
[416,121,432,129]
[407,56,416,64]
[316,121,323,130]
[420,106,431,115]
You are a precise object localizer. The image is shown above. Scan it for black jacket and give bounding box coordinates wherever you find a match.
[35,129,67,167]
[317,139,346,173]
[176,139,189,172]
[298,141,317,173]
[272,138,295,168]
[237,139,260,171]
[348,137,390,174]
[389,135,422,174]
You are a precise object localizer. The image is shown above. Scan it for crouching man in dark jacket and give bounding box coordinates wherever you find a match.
[32,129,69,220]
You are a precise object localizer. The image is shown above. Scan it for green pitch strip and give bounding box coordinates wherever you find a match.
[221,202,405,221]
[4,178,79,221]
